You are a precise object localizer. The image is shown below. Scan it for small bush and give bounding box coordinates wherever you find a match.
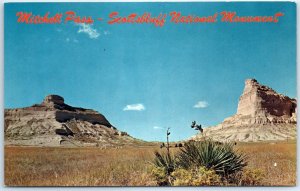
[151,166,169,186]
[171,168,192,186]
[172,167,221,186]
[240,168,265,186]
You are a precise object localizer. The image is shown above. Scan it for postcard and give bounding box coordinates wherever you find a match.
[4,2,296,186]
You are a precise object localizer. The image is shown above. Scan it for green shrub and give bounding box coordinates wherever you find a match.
[152,140,248,186]
[152,151,177,186]
[153,151,176,175]
[176,140,247,178]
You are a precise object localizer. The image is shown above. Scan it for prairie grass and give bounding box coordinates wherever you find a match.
[4,141,296,186]
[5,146,158,186]
[236,141,296,186]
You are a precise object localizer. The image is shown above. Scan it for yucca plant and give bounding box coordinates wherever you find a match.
[152,151,177,186]
[177,140,247,178]
[153,151,176,175]
[152,127,176,185]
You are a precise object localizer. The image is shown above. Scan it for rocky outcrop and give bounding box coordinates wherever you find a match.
[4,95,140,147]
[43,95,65,105]
[191,79,297,142]
[237,79,296,123]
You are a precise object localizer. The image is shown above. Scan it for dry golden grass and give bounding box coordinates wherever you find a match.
[5,141,296,186]
[5,146,158,186]
[236,141,296,186]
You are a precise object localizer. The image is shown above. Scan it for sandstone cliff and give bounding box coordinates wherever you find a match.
[191,79,297,142]
[4,95,141,147]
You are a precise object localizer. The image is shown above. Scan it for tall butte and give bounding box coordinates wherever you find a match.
[190,79,297,142]
[5,95,141,147]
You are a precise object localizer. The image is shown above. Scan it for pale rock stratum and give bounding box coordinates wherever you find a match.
[4,95,141,147]
[190,79,297,142]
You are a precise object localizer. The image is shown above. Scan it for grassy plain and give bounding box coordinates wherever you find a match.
[4,141,296,186]
[236,141,296,186]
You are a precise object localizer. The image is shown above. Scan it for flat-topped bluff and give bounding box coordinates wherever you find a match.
[5,95,141,147]
[6,95,112,127]
[191,79,297,142]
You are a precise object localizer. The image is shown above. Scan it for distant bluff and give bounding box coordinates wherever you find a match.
[5,95,141,147]
[190,79,297,142]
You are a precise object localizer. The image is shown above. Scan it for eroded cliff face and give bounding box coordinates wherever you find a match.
[4,95,137,147]
[237,79,296,121]
[191,79,297,142]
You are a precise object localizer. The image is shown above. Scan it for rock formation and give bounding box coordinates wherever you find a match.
[190,79,297,142]
[237,79,296,123]
[5,95,142,147]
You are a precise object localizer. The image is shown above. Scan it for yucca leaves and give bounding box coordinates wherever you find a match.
[153,151,176,175]
[176,140,247,177]
[152,139,247,186]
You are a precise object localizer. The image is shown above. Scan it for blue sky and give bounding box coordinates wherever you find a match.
[5,2,296,142]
